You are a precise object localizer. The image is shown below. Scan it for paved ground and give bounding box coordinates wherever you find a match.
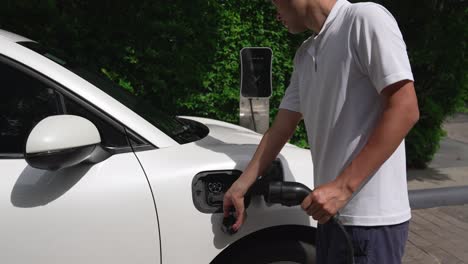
[404,113,468,264]
[403,206,468,263]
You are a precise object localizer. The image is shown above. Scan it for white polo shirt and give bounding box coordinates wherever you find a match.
[280,0,414,226]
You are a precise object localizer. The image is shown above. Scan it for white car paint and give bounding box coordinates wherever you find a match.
[0,29,316,263]
[180,115,299,148]
[136,140,314,263]
[26,115,101,153]
[0,29,33,42]
[2,155,161,263]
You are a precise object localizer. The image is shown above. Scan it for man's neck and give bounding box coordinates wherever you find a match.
[304,0,337,34]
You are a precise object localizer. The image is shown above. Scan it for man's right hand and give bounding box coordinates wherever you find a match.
[222,179,250,232]
[222,109,302,232]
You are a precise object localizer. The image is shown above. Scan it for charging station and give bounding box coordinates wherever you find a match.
[239,47,272,134]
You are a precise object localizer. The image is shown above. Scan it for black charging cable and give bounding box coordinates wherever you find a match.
[222,181,355,264]
[264,181,355,264]
[248,98,257,132]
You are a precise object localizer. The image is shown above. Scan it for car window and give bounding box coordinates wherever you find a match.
[18,41,208,144]
[62,95,130,150]
[0,60,60,156]
[0,57,132,157]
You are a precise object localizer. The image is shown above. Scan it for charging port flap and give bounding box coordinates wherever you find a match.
[191,160,284,214]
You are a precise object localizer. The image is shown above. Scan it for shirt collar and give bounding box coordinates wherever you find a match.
[315,0,351,38]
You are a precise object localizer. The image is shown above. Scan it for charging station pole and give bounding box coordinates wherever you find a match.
[239,47,273,134]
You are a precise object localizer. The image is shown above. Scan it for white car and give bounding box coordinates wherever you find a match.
[0,29,317,264]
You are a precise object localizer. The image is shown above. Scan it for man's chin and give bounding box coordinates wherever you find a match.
[288,28,308,34]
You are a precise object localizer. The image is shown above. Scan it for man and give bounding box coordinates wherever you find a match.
[223,0,419,263]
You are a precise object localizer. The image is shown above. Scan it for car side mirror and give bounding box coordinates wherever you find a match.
[25,115,110,170]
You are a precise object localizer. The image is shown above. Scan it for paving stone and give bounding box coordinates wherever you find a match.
[419,245,463,264]
[434,240,468,262]
[414,229,446,245]
[436,208,468,232]
[413,209,468,243]
[408,230,433,248]
[403,207,468,264]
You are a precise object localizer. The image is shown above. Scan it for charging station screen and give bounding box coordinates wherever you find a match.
[241,48,272,98]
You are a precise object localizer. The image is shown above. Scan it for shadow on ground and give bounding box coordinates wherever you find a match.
[407,167,451,182]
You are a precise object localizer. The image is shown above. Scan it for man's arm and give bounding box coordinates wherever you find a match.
[223,109,302,231]
[301,80,419,224]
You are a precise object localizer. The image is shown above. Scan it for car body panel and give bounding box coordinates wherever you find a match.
[0,153,161,264]
[0,29,33,42]
[136,130,315,263]
[180,115,298,148]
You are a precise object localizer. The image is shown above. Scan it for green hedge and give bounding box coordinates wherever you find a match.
[1,0,466,167]
[374,0,468,167]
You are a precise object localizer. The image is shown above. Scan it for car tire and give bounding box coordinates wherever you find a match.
[212,238,316,264]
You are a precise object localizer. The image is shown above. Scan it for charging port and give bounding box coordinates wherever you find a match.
[191,160,284,214]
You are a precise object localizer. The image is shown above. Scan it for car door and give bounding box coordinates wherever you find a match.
[0,56,161,264]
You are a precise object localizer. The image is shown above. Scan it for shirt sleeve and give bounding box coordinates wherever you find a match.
[279,53,301,113]
[352,4,414,93]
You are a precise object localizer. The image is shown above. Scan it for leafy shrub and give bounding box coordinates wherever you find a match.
[373,0,468,167]
[1,0,466,167]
